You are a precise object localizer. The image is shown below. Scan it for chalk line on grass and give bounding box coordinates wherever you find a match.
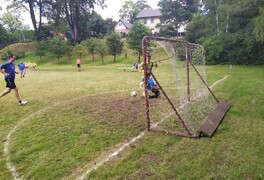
[3,76,229,179]
[75,75,229,179]
[3,89,134,180]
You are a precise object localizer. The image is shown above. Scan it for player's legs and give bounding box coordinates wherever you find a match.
[0,88,11,98]
[13,87,21,101]
[20,70,23,78]
[22,69,26,77]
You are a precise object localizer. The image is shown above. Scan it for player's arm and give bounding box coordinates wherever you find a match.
[138,62,144,72]
[0,68,9,76]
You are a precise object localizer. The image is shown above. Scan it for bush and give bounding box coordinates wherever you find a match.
[17,50,26,59]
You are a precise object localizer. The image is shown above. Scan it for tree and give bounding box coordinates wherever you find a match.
[119,0,150,23]
[48,37,69,60]
[95,39,108,64]
[0,25,11,44]
[9,0,106,42]
[82,38,97,61]
[127,22,151,62]
[62,0,106,43]
[1,12,23,33]
[10,0,48,40]
[254,7,264,43]
[158,0,199,37]
[73,43,87,58]
[34,40,48,61]
[187,0,264,65]
[106,32,123,63]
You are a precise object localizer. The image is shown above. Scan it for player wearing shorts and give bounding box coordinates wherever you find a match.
[0,54,28,106]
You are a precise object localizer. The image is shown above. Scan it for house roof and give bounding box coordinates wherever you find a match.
[136,9,161,19]
[119,20,133,29]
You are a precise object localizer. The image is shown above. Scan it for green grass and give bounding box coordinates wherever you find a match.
[0,60,263,179]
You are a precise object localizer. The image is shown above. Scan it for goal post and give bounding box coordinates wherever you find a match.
[141,36,230,138]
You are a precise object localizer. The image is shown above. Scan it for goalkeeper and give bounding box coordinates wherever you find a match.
[142,72,160,98]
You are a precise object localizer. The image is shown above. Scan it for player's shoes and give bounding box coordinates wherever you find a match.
[19,100,28,106]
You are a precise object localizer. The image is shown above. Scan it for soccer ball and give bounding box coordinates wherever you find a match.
[131,91,137,97]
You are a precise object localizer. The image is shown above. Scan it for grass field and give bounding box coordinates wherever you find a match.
[0,57,263,179]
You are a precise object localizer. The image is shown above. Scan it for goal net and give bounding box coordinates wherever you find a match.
[141,36,222,137]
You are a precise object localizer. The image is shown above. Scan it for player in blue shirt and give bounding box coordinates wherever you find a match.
[142,72,160,98]
[0,54,28,106]
[18,61,26,78]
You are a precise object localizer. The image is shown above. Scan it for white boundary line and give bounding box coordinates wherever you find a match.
[3,76,229,180]
[75,75,229,179]
[3,89,133,180]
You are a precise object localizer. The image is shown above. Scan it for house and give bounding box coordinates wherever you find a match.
[113,19,133,37]
[136,9,186,37]
[136,9,161,34]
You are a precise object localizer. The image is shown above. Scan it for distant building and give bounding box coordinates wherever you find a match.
[113,9,186,37]
[136,9,161,34]
[113,20,133,37]
[136,9,186,37]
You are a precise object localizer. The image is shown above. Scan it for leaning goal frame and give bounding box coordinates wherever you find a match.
[141,36,230,138]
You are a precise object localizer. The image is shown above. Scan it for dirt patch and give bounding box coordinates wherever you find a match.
[75,94,147,130]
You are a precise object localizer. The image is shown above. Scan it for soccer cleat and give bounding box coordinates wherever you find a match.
[19,100,28,106]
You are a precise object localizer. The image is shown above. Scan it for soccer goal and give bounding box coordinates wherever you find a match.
[141,36,230,138]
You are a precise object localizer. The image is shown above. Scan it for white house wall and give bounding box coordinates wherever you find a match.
[139,17,160,33]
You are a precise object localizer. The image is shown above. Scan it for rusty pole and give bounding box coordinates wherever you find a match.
[186,43,190,101]
[142,36,150,131]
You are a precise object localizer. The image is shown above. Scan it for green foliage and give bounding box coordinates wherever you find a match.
[1,48,12,60]
[127,22,151,62]
[254,7,264,43]
[95,39,108,64]
[34,40,48,60]
[186,0,264,65]
[0,25,11,44]
[48,37,70,60]
[81,38,98,61]
[73,43,87,58]
[106,32,124,62]
[158,0,198,36]
[16,50,25,59]
[0,12,23,33]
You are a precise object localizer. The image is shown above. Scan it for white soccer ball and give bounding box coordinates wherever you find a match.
[131,91,137,97]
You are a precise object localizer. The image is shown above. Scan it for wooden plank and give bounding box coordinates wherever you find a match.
[197,101,231,137]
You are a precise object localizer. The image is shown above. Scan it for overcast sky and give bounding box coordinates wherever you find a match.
[95,0,159,20]
[0,0,159,29]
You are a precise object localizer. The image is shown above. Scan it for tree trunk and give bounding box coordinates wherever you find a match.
[28,0,38,33]
[138,51,141,63]
[38,0,43,39]
[226,7,229,33]
[215,0,219,35]
[64,2,78,43]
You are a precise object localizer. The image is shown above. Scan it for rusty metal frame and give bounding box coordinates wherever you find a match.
[141,35,229,138]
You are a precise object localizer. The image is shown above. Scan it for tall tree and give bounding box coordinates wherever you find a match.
[62,0,105,43]
[119,0,150,23]
[95,38,108,64]
[106,32,123,63]
[187,0,264,65]
[127,22,151,62]
[1,12,23,33]
[158,0,199,37]
[254,7,264,43]
[9,0,49,40]
[82,38,97,61]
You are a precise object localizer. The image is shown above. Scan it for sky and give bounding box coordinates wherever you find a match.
[0,0,159,29]
[94,0,159,20]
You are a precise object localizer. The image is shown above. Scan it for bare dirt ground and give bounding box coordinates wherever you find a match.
[76,94,147,130]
